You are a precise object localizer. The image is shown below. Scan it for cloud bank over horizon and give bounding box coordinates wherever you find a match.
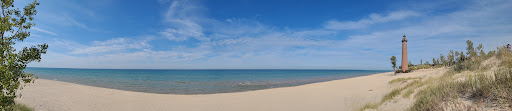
[22,0,512,70]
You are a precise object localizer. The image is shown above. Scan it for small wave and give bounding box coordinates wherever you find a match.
[174,81,189,84]
[238,82,252,85]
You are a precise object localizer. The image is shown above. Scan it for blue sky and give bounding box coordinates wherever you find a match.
[18,0,512,70]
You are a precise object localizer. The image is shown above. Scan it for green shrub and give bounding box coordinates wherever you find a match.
[395,69,413,73]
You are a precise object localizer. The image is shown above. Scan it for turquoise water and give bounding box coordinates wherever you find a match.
[24,67,388,94]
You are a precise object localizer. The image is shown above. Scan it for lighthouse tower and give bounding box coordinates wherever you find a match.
[401,35,408,72]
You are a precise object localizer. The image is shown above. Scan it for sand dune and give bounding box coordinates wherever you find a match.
[16,68,445,111]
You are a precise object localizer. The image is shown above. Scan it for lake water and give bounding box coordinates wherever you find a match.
[24,67,388,94]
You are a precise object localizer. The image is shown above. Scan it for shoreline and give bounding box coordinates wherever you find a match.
[16,68,446,111]
[36,71,383,95]
[26,68,388,95]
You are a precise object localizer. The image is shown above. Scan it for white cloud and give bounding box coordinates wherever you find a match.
[161,0,207,41]
[38,12,105,33]
[63,15,105,33]
[160,23,204,41]
[70,37,153,54]
[32,27,58,36]
[324,10,421,30]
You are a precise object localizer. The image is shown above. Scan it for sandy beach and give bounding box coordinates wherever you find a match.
[15,68,446,111]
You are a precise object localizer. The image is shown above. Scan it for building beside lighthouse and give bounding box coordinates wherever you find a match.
[401,35,408,72]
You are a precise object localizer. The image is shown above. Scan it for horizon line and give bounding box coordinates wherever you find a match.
[26,67,391,71]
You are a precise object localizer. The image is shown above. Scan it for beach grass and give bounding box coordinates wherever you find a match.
[413,64,442,70]
[402,88,414,98]
[381,88,401,103]
[388,77,421,84]
[13,104,34,111]
[357,103,380,111]
[409,46,512,110]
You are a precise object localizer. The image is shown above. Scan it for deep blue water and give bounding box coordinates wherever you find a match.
[24,67,389,94]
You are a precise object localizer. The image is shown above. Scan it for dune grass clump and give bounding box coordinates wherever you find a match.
[13,104,34,111]
[388,77,421,84]
[413,64,443,70]
[381,88,402,103]
[357,103,380,111]
[402,88,415,98]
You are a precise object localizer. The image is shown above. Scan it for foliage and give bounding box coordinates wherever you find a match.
[415,64,442,70]
[390,56,397,71]
[453,42,486,72]
[466,40,476,58]
[477,43,486,57]
[458,51,466,64]
[432,58,436,66]
[447,50,454,66]
[436,58,440,66]
[0,0,47,110]
[487,50,496,57]
[440,54,446,66]
[497,46,512,68]
[395,69,412,73]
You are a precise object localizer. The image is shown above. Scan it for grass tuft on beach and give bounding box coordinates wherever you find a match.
[388,77,421,84]
[13,104,34,111]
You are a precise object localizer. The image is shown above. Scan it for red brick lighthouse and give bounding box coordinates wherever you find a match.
[401,35,408,72]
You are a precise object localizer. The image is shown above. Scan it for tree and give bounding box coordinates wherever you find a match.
[408,61,412,67]
[466,40,476,58]
[440,54,446,66]
[477,44,485,57]
[436,58,440,65]
[488,50,496,57]
[455,51,460,63]
[425,61,430,65]
[432,58,436,65]
[476,44,483,52]
[0,0,47,110]
[460,51,466,63]
[480,50,486,57]
[390,56,397,71]
[448,50,454,66]
[420,59,423,65]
